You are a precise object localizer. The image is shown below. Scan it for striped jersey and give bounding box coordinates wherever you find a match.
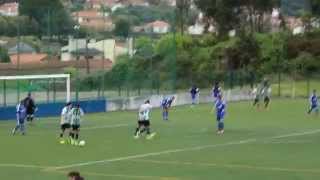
[61,106,72,124]
[70,107,84,125]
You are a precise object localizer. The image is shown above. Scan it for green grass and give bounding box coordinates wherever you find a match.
[0,99,320,180]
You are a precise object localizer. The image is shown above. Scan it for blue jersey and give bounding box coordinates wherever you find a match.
[215,99,226,120]
[190,87,199,97]
[213,86,221,98]
[161,97,174,108]
[16,103,27,122]
[310,94,318,107]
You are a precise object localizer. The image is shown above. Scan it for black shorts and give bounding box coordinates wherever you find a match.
[26,108,35,115]
[138,120,150,127]
[264,96,270,103]
[72,124,80,131]
[61,123,71,130]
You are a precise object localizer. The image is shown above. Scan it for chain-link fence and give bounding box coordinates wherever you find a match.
[0,1,319,107]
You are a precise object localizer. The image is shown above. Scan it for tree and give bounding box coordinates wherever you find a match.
[19,0,73,36]
[241,0,279,33]
[0,47,10,63]
[113,18,131,37]
[194,0,241,37]
[176,0,191,35]
[311,0,320,16]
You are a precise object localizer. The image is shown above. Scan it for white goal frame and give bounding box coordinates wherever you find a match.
[0,74,71,102]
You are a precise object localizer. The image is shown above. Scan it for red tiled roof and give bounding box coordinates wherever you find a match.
[0,2,18,15]
[73,10,102,18]
[10,53,48,65]
[147,20,170,28]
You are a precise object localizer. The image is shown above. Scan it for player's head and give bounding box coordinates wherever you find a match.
[27,92,32,97]
[145,100,150,104]
[67,171,80,180]
[66,102,72,107]
[214,82,219,87]
[313,89,317,94]
[75,103,80,108]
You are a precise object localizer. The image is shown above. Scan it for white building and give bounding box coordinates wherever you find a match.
[0,2,18,16]
[145,20,170,34]
[61,38,132,62]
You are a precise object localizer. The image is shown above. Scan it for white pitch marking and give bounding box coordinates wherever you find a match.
[51,139,256,170]
[52,129,320,170]
[82,124,130,130]
[3,129,320,171]
[270,129,320,139]
[0,163,49,169]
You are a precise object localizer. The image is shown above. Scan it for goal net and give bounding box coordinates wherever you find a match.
[0,74,70,107]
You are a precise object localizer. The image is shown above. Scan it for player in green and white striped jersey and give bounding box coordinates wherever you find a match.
[59,102,72,144]
[70,103,84,145]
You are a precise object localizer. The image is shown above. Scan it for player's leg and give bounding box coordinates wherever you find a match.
[162,108,166,120]
[191,95,195,105]
[20,121,26,135]
[163,108,169,120]
[74,126,80,145]
[145,121,156,140]
[70,125,76,145]
[12,122,20,135]
[308,105,315,114]
[134,121,143,138]
[264,97,270,108]
[253,98,258,106]
[216,116,224,135]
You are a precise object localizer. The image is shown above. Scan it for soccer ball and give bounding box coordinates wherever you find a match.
[78,140,86,147]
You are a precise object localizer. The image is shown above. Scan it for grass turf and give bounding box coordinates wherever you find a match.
[0,99,319,180]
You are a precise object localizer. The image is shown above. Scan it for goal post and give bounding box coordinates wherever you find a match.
[0,74,71,105]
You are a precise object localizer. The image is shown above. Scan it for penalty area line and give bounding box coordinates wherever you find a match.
[51,128,320,170]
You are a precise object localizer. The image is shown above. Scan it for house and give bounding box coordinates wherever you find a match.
[144,20,170,34]
[85,0,119,9]
[9,53,47,65]
[72,10,114,31]
[122,0,149,6]
[8,42,36,55]
[188,22,205,35]
[0,2,18,16]
[61,37,132,62]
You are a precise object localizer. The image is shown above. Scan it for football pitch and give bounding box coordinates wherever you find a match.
[0,99,320,180]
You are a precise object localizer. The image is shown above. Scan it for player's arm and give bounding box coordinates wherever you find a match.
[60,108,66,124]
[80,108,84,116]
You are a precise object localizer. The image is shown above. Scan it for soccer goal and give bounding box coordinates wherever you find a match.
[0,74,71,106]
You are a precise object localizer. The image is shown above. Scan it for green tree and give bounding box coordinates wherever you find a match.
[19,0,73,36]
[176,0,191,35]
[114,18,131,37]
[311,0,320,16]
[0,47,10,63]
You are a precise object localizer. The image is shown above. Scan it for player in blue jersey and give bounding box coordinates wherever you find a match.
[308,90,319,115]
[161,96,175,121]
[12,100,27,135]
[212,82,222,102]
[215,94,226,135]
[190,85,199,105]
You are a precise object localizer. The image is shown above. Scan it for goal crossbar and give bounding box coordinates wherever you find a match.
[0,74,71,102]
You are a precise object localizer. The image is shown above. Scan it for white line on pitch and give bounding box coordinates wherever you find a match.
[0,163,49,169]
[82,124,130,130]
[51,139,257,170]
[51,129,320,170]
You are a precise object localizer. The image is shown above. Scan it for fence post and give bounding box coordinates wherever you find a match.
[3,80,6,107]
[53,78,56,103]
[17,80,20,104]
